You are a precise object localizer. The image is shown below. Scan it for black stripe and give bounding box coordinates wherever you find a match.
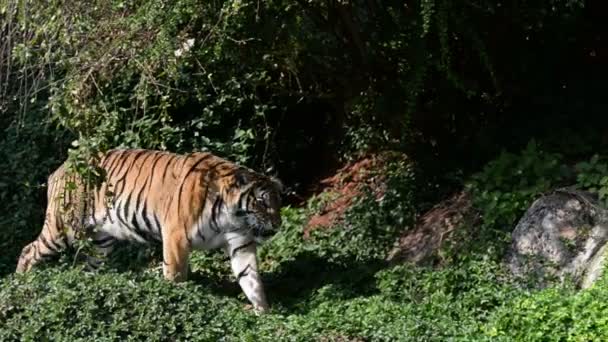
[93,235,114,246]
[39,235,59,254]
[105,150,130,181]
[98,239,116,249]
[47,234,62,253]
[113,177,128,199]
[195,182,211,242]
[100,149,119,168]
[125,204,151,242]
[160,157,173,184]
[177,156,218,244]
[146,152,164,191]
[175,154,214,211]
[138,201,161,241]
[103,151,123,176]
[114,150,147,197]
[123,192,133,225]
[112,150,148,187]
[133,154,155,226]
[142,201,154,236]
[237,187,254,210]
[105,205,115,225]
[153,214,162,237]
[131,215,149,242]
[37,252,54,261]
[210,196,223,233]
[236,264,252,280]
[219,169,237,178]
[237,191,246,209]
[32,244,39,260]
[48,228,67,250]
[34,243,54,261]
[231,241,254,258]
[20,244,32,256]
[245,192,254,210]
[195,223,206,242]
[115,200,130,228]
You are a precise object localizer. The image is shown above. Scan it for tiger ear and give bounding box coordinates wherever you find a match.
[264,165,282,190]
[265,165,275,175]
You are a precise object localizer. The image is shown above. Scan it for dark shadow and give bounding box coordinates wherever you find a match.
[0,236,164,279]
[182,251,390,314]
[261,251,388,313]
[105,243,392,311]
[102,242,165,273]
[2,239,391,316]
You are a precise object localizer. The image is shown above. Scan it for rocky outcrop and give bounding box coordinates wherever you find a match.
[506,189,608,288]
[387,191,479,265]
[305,151,407,237]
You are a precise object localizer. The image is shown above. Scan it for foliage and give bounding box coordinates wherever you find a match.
[3,198,608,340]
[0,110,70,276]
[307,159,415,263]
[464,141,571,256]
[1,0,607,340]
[3,0,588,177]
[0,0,594,269]
[483,276,608,341]
[2,145,608,340]
[575,155,608,207]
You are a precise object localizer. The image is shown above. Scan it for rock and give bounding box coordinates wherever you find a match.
[387,190,479,265]
[506,189,608,288]
[581,243,608,289]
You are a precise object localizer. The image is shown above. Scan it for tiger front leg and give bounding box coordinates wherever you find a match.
[228,240,269,314]
[162,231,191,282]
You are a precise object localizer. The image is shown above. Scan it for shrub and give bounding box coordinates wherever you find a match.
[575,154,608,207]
[307,158,416,264]
[464,141,571,256]
[2,152,608,341]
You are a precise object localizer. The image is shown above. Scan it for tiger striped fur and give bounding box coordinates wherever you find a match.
[16,149,283,313]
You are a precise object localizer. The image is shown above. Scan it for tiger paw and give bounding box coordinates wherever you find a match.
[244,303,269,315]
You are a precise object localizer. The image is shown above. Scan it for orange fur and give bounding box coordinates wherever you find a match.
[16,149,282,283]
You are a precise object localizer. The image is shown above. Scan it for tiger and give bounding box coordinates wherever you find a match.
[15,148,283,313]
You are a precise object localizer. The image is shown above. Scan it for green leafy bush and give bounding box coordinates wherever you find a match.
[464,141,571,255]
[0,110,70,276]
[482,275,608,341]
[3,155,608,341]
[1,0,605,340]
[575,154,608,206]
[307,159,416,263]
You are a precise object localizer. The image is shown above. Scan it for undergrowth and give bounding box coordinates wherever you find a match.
[2,146,608,340]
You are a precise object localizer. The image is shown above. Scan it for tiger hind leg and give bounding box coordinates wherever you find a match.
[16,213,70,273]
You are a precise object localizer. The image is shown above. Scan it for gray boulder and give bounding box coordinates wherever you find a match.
[506,189,608,288]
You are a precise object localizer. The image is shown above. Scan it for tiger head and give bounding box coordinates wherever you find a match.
[227,168,283,243]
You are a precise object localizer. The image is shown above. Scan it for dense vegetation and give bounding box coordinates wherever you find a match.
[2,0,608,340]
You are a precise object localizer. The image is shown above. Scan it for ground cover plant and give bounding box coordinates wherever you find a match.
[2,0,608,340]
[3,150,608,340]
